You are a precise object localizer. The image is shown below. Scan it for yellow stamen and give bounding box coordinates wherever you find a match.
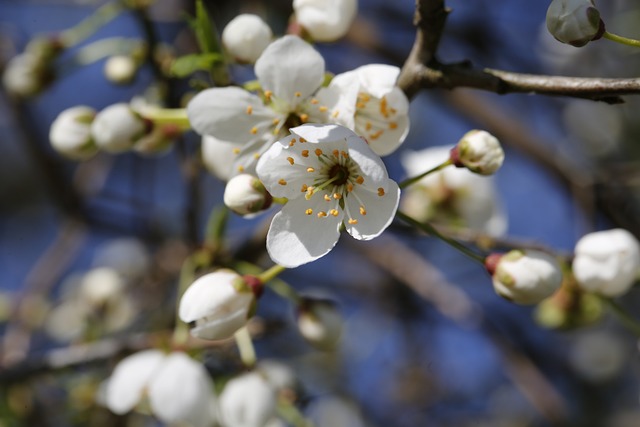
[278,179,287,186]
[332,110,340,118]
[365,122,373,131]
[341,151,349,158]
[246,105,253,115]
[301,150,309,157]
[317,211,327,218]
[264,90,273,100]
[347,183,354,192]
[232,148,241,154]
[356,176,364,185]
[319,106,328,112]
[299,137,307,143]
[356,102,366,109]
[348,218,358,225]
[295,91,302,97]
[238,166,245,172]
[380,96,389,118]
[389,122,398,129]
[315,149,323,156]
[369,130,384,140]
[287,157,295,165]
[253,153,260,159]
[330,209,339,217]
[332,149,340,158]
[333,193,342,199]
[360,206,367,215]
[305,209,313,215]
[311,98,319,104]
[324,194,331,202]
[250,126,258,135]
[272,118,281,125]
[307,167,315,173]
[358,93,371,102]
[377,187,385,196]
[301,184,308,192]
[300,113,309,123]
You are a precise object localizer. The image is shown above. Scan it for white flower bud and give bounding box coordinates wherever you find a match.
[297,299,342,350]
[49,106,98,160]
[546,0,603,47]
[178,270,258,340]
[293,0,358,42]
[224,174,272,216]
[572,228,640,297]
[79,267,126,308]
[2,53,46,97]
[452,130,504,176]
[488,250,563,305]
[104,55,138,85]
[219,372,277,427]
[91,103,147,153]
[222,14,273,63]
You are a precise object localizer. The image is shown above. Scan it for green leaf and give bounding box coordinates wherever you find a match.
[185,0,221,55]
[169,53,222,77]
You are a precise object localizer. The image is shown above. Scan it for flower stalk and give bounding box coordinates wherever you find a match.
[399,159,452,189]
[234,326,257,367]
[603,31,640,48]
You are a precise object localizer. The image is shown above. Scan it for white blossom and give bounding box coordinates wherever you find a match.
[297,299,342,350]
[179,270,256,340]
[546,0,603,47]
[453,129,504,175]
[201,135,240,181]
[187,35,328,175]
[219,372,277,427]
[91,103,147,153]
[315,64,410,156]
[104,55,137,84]
[49,106,98,160]
[256,124,400,268]
[293,0,358,42]
[105,350,217,427]
[572,228,640,297]
[2,53,46,97]
[224,174,272,216]
[490,250,563,305]
[400,146,507,235]
[222,14,273,63]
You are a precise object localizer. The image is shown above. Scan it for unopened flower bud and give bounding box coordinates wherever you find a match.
[572,228,640,297]
[104,55,138,85]
[224,174,273,216]
[79,267,125,308]
[488,250,563,305]
[91,103,147,153]
[546,0,604,47]
[219,372,277,427]
[178,270,259,340]
[451,130,504,176]
[222,14,273,63]
[2,53,47,97]
[293,0,358,42]
[49,106,98,160]
[297,299,342,350]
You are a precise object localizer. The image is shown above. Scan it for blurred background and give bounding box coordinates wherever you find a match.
[1,0,640,426]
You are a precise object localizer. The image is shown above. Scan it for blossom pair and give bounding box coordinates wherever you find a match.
[189,35,410,179]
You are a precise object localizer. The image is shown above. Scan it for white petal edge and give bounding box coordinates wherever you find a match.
[105,350,165,415]
[178,270,242,323]
[345,180,400,240]
[290,123,357,144]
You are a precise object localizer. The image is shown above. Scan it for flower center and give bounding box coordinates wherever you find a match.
[328,164,350,186]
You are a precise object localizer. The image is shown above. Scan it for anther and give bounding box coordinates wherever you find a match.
[272,118,280,125]
[301,184,308,192]
[299,137,307,143]
[301,150,309,157]
[317,211,327,218]
[347,183,354,192]
[356,176,364,185]
[287,157,295,165]
[305,209,313,215]
[319,106,328,112]
[329,209,339,217]
[253,153,260,159]
[311,98,319,104]
[348,218,358,224]
[389,122,398,129]
[369,130,383,140]
[295,91,302,97]
[246,105,253,115]
[307,167,315,173]
[332,149,340,157]
[233,148,241,154]
[315,149,323,156]
[332,110,340,118]
[238,166,245,172]
[250,126,258,134]
[300,113,309,123]
[365,122,372,131]
[341,151,349,158]
[377,187,385,196]
[324,194,331,202]
[264,90,273,100]
[278,179,287,185]
[333,193,342,199]
[359,206,367,215]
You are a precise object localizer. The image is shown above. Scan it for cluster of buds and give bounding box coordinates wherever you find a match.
[49,102,181,159]
[546,0,604,47]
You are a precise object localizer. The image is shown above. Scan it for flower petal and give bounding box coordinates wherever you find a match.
[266,197,343,267]
[105,350,165,415]
[344,134,390,191]
[255,36,325,109]
[356,64,401,98]
[201,135,239,181]
[187,87,276,143]
[233,135,279,177]
[178,270,242,323]
[290,123,357,143]
[345,180,400,240]
[357,113,409,156]
[148,352,217,426]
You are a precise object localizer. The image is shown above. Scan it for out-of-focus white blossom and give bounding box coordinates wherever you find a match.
[488,250,563,305]
[293,0,358,42]
[400,146,507,235]
[569,331,627,383]
[105,350,217,426]
[201,135,241,181]
[297,299,342,350]
[572,228,640,297]
[91,103,147,153]
[92,237,151,280]
[104,55,138,84]
[179,269,257,340]
[78,267,125,307]
[316,64,410,156]
[222,14,273,63]
[224,174,272,216]
[452,130,504,175]
[219,371,277,427]
[306,396,366,427]
[49,106,98,160]
[2,53,46,97]
[546,0,603,47]
[256,124,400,268]
[257,360,297,393]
